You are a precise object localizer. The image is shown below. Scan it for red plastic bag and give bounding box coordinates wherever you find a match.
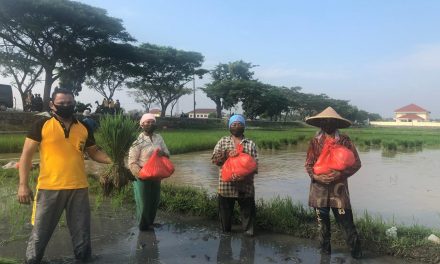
[313,138,355,175]
[139,149,175,180]
[221,144,257,182]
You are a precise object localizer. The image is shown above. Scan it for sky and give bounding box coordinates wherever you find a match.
[4,0,440,118]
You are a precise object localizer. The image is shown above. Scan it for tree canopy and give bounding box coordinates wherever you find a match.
[0,0,134,109]
[128,43,207,117]
[0,40,43,108]
[202,60,257,117]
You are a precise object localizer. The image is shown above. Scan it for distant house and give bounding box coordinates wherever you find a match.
[149,108,161,117]
[394,104,430,122]
[187,108,218,119]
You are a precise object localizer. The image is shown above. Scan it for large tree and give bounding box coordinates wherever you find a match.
[127,88,157,112]
[85,43,141,100]
[129,43,207,117]
[0,0,134,110]
[237,81,289,120]
[261,86,290,121]
[0,40,43,109]
[202,60,257,118]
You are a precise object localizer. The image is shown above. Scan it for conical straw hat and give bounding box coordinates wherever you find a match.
[305,107,352,128]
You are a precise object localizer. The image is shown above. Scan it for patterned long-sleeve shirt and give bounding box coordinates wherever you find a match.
[128,133,170,177]
[212,136,258,198]
[305,130,361,209]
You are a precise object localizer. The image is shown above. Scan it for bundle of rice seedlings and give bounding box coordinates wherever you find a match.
[96,114,138,196]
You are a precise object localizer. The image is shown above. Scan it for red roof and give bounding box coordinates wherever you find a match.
[397,113,425,120]
[187,108,216,114]
[395,104,429,113]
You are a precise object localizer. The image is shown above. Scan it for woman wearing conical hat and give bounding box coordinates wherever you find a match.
[304,107,362,258]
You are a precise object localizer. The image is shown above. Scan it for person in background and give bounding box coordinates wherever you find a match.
[35,94,43,112]
[114,99,121,114]
[108,98,115,115]
[211,114,258,236]
[304,106,362,259]
[17,88,112,264]
[82,109,98,132]
[128,113,170,231]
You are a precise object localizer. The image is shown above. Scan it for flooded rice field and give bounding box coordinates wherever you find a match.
[2,145,440,228]
[1,145,439,263]
[165,146,440,228]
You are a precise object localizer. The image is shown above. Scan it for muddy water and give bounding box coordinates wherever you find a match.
[165,146,440,228]
[0,203,422,264]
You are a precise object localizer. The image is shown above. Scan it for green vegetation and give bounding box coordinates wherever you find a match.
[2,126,439,155]
[0,258,20,264]
[160,128,312,154]
[0,167,37,245]
[0,134,24,154]
[348,127,440,150]
[96,114,138,196]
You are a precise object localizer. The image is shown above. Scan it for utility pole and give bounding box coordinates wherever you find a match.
[193,74,196,118]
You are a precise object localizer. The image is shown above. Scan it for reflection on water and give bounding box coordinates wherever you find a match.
[165,146,440,228]
[0,208,423,264]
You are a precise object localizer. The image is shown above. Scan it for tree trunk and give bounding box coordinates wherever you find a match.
[160,102,169,117]
[215,99,222,118]
[42,68,54,111]
[19,91,26,111]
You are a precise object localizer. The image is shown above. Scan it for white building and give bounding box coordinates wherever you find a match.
[187,108,217,119]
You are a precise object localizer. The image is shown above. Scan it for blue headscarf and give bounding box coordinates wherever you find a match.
[228,114,246,128]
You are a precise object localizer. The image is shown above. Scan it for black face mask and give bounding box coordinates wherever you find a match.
[143,124,157,134]
[321,124,337,135]
[53,104,75,119]
[230,127,245,137]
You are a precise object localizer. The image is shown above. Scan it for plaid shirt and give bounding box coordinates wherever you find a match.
[305,130,361,209]
[212,135,258,198]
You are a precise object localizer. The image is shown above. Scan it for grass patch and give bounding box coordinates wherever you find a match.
[0,257,20,264]
[0,134,25,154]
[0,167,37,245]
[3,127,440,154]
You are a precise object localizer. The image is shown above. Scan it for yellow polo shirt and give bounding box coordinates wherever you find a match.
[27,116,95,190]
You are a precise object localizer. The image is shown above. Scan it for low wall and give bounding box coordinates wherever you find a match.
[0,112,305,132]
[370,121,440,127]
[0,111,44,131]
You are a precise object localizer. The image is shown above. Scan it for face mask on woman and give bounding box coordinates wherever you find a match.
[230,127,244,137]
[143,124,157,134]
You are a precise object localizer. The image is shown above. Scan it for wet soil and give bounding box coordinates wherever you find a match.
[0,201,423,264]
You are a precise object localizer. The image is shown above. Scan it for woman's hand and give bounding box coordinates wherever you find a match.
[328,170,343,182]
[313,170,343,184]
[313,174,332,184]
[228,149,238,157]
[157,149,169,157]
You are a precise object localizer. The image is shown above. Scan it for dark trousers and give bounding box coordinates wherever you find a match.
[315,207,362,258]
[133,179,161,230]
[218,195,255,235]
[26,189,91,264]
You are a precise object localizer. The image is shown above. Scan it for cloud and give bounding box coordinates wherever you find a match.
[255,65,351,83]
[370,44,440,73]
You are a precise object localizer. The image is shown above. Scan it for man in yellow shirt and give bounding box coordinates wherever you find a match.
[17,88,112,264]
